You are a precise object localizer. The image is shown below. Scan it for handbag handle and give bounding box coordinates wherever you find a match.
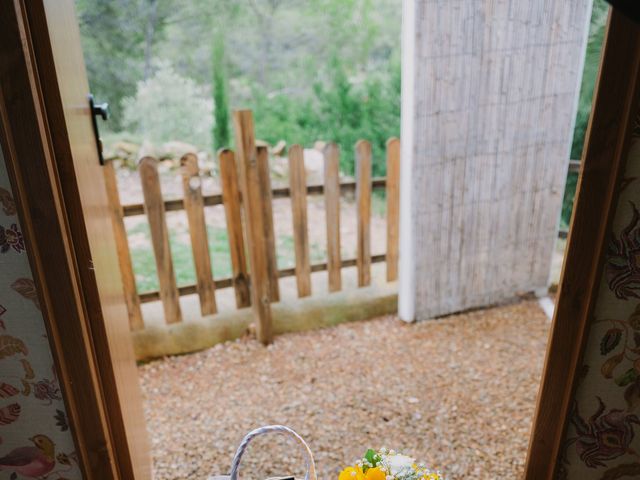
[229,425,317,480]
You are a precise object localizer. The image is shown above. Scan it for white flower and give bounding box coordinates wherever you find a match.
[386,454,415,476]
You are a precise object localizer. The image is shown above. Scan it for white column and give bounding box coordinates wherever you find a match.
[398,0,416,322]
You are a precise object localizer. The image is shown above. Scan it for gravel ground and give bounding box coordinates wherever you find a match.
[138,299,550,479]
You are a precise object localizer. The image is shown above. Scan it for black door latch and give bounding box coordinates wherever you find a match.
[89,94,109,165]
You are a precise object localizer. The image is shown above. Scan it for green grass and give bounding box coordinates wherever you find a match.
[129,221,323,294]
[129,222,235,293]
[276,234,327,270]
[372,190,387,217]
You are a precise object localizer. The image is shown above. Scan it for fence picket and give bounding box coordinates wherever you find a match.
[386,138,401,282]
[289,144,312,297]
[181,153,216,315]
[233,111,273,344]
[257,146,280,302]
[323,143,342,292]
[103,161,144,330]
[139,157,182,324]
[356,140,372,287]
[218,149,251,309]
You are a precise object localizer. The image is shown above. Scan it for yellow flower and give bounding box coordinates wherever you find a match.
[339,466,364,480]
[364,467,386,480]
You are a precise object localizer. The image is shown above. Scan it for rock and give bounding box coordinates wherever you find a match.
[138,300,549,480]
[313,141,326,151]
[161,140,199,159]
[302,148,324,185]
[137,140,157,162]
[272,140,287,156]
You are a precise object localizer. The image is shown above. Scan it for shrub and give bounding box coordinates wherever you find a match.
[212,34,231,150]
[252,55,400,176]
[122,62,213,149]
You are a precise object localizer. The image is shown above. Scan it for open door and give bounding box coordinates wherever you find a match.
[0,1,150,478]
[525,9,640,479]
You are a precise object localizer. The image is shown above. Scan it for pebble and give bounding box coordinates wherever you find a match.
[138,300,549,479]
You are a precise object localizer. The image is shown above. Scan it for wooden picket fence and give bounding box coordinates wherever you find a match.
[103,111,400,343]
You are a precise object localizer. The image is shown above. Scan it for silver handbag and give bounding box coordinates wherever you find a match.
[209,425,317,480]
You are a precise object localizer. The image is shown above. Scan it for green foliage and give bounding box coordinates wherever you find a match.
[313,56,401,176]
[212,33,231,150]
[570,0,609,160]
[252,90,316,147]
[560,172,578,230]
[122,63,213,148]
[76,0,172,129]
[76,0,142,129]
[364,449,380,469]
[243,0,401,174]
[76,0,401,165]
[252,55,400,176]
[562,0,608,226]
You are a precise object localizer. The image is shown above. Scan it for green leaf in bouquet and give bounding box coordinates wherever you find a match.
[364,448,379,469]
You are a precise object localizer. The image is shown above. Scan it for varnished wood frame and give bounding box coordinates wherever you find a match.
[525,9,640,479]
[0,2,119,478]
[0,1,149,478]
[2,1,640,478]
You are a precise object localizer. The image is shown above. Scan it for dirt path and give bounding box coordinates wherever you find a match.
[138,299,549,479]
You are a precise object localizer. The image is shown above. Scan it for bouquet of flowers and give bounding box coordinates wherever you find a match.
[339,448,444,480]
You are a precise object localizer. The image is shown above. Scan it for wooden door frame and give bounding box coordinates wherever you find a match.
[525,8,640,479]
[2,0,640,478]
[0,1,149,478]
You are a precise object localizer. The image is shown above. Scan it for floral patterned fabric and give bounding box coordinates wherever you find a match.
[559,115,640,479]
[0,141,82,479]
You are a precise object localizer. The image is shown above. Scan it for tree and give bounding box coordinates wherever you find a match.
[76,0,144,129]
[76,0,172,129]
[212,33,231,150]
[570,0,608,160]
[310,55,400,176]
[77,0,402,162]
